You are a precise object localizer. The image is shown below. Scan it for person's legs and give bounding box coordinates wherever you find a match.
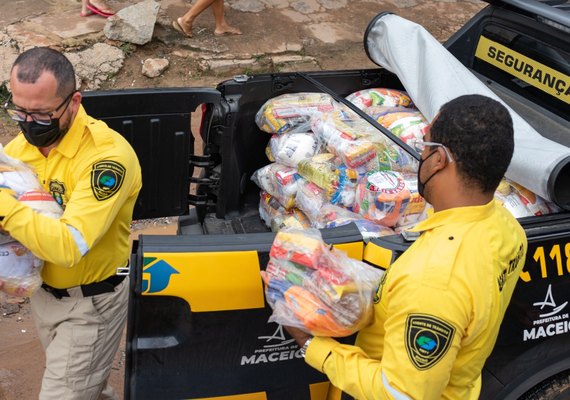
[211,0,241,36]
[178,0,217,34]
[80,0,92,16]
[31,278,129,400]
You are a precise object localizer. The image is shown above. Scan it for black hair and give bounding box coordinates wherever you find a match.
[430,94,514,194]
[12,47,76,98]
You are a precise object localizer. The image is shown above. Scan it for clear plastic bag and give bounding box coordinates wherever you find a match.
[255,93,336,134]
[311,110,378,169]
[251,163,300,209]
[346,88,413,112]
[353,170,415,227]
[265,132,322,168]
[261,228,384,337]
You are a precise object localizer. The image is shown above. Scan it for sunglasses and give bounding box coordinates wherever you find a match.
[3,92,75,126]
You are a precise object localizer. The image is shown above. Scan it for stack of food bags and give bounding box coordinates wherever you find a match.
[261,228,384,336]
[0,145,62,297]
[252,89,560,238]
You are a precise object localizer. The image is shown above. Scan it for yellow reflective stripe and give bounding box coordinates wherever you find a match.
[142,251,265,312]
[363,242,394,269]
[475,36,570,105]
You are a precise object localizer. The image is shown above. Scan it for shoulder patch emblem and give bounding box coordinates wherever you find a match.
[405,314,455,370]
[91,160,126,201]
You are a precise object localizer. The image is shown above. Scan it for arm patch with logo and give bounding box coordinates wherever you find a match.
[405,313,455,370]
[91,160,126,201]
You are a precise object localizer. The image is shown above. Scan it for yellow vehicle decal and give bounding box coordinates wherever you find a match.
[188,382,338,400]
[363,242,394,270]
[191,393,267,400]
[475,36,570,105]
[521,242,570,282]
[142,251,265,312]
[141,242,363,312]
[333,241,364,260]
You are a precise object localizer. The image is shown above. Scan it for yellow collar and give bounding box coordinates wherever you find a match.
[54,105,88,159]
[410,200,497,232]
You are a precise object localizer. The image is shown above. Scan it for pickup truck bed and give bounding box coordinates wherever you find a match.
[81,1,570,399]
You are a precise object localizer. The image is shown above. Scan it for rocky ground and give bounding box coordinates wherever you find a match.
[0,0,486,398]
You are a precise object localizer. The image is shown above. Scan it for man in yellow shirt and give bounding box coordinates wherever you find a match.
[0,47,142,399]
[286,95,527,399]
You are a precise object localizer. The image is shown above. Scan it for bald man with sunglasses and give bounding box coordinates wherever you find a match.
[1,47,141,400]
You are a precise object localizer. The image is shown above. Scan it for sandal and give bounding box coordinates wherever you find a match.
[172,18,193,38]
[86,2,115,17]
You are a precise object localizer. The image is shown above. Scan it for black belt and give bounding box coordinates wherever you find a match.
[41,274,126,299]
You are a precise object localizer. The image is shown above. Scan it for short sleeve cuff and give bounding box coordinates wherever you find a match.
[305,336,339,372]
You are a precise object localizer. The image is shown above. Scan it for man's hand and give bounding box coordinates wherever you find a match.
[284,325,313,347]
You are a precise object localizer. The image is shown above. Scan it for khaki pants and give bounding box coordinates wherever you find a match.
[31,277,129,400]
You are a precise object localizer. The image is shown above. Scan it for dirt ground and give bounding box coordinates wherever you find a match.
[0,1,485,399]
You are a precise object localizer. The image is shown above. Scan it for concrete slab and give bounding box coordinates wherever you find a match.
[0,0,51,28]
[306,21,362,43]
[29,9,106,39]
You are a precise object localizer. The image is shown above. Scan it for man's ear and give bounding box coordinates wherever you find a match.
[431,147,450,171]
[69,91,82,115]
[71,91,82,107]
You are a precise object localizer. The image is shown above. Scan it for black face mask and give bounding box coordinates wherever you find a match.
[18,118,65,148]
[417,150,439,198]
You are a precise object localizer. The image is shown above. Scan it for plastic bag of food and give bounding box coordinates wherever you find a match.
[353,170,412,227]
[346,88,412,112]
[329,164,359,210]
[508,180,560,216]
[297,153,340,197]
[311,111,378,168]
[255,93,336,134]
[262,228,384,336]
[0,145,64,297]
[376,109,428,145]
[495,191,534,218]
[259,191,311,231]
[295,179,328,221]
[251,163,300,209]
[265,132,321,167]
[376,143,418,173]
[271,210,311,232]
[395,173,426,228]
[0,242,44,297]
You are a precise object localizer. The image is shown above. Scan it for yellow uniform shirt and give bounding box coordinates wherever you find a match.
[306,200,527,400]
[0,105,142,288]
